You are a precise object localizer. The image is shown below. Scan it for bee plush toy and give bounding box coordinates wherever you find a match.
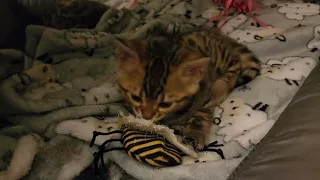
[89,115,225,179]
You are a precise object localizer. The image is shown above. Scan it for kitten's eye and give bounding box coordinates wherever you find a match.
[159,102,173,108]
[131,94,142,103]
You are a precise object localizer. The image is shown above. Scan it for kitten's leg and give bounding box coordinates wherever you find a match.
[211,78,237,106]
[172,68,241,149]
[235,55,261,87]
[208,65,241,108]
[195,69,241,147]
[172,62,242,150]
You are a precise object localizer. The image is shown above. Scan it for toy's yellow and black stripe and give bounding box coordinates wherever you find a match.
[121,126,182,167]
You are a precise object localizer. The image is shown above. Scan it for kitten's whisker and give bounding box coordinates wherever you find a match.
[133,108,142,118]
[152,115,163,123]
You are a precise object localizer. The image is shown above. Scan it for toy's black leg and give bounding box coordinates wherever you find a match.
[90,130,122,147]
[205,141,224,148]
[93,150,110,180]
[93,139,125,180]
[93,147,126,180]
[99,152,106,175]
[102,147,126,153]
[203,148,225,159]
[93,152,103,179]
[202,141,225,159]
[100,139,122,150]
[99,146,125,170]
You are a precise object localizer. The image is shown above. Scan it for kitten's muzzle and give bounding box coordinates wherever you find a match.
[138,102,157,120]
[132,107,156,120]
[141,110,155,120]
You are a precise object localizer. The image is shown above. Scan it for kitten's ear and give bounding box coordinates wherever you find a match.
[114,39,139,61]
[114,39,141,72]
[177,57,210,83]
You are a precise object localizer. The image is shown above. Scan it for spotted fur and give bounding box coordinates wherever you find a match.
[114,28,260,149]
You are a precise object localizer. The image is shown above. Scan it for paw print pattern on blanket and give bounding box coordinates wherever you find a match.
[65,31,109,49]
[308,25,320,52]
[56,117,120,145]
[215,99,269,144]
[23,62,59,88]
[228,26,287,43]
[235,119,275,149]
[201,6,223,20]
[181,152,223,165]
[260,56,317,86]
[102,0,136,9]
[81,79,122,105]
[275,3,320,21]
[21,62,64,100]
[23,82,65,100]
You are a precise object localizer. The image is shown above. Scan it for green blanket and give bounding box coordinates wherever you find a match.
[0,2,209,135]
[0,1,212,179]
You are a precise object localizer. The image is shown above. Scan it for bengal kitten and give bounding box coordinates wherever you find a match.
[114,28,260,149]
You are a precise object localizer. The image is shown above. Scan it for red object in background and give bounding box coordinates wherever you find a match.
[129,0,138,9]
[212,0,267,27]
[128,0,267,28]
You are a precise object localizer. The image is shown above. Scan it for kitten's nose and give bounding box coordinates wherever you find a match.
[141,110,155,120]
[140,105,155,120]
[140,101,157,120]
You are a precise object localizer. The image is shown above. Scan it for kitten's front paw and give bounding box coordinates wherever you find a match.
[196,142,205,150]
[171,120,210,150]
[194,134,206,150]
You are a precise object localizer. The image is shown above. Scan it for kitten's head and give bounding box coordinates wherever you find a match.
[114,32,209,122]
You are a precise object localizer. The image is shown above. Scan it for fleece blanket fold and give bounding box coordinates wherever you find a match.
[0,0,319,180]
